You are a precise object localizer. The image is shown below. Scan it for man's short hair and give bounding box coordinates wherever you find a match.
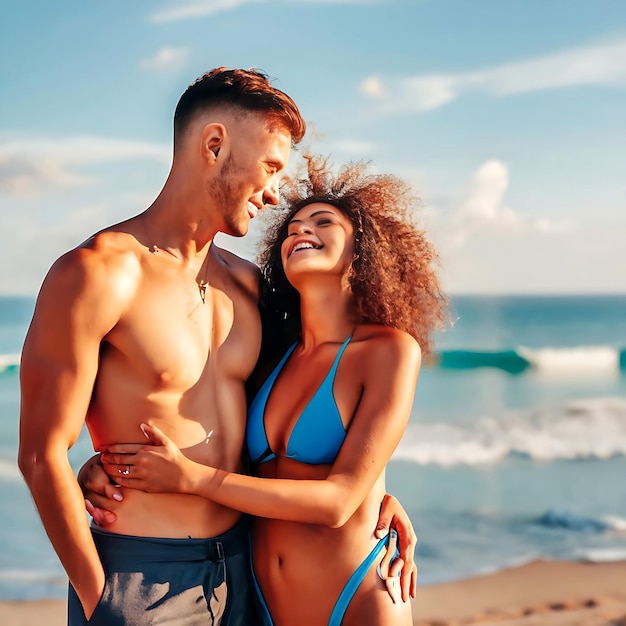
[174,67,306,146]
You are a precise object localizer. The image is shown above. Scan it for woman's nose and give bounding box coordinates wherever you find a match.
[295,221,313,234]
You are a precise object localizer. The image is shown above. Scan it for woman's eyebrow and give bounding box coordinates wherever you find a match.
[288,210,336,225]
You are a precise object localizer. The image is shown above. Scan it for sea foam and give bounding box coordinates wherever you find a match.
[0,458,20,481]
[0,352,20,373]
[394,397,626,466]
[519,346,620,377]
[577,547,626,562]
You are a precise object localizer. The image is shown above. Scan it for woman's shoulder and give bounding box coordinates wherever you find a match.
[211,244,261,298]
[352,324,421,364]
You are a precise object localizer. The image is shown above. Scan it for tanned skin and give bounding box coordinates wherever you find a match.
[98,203,420,625]
[20,108,417,620]
[18,110,291,617]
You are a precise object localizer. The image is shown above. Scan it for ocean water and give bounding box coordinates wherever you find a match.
[1,295,625,599]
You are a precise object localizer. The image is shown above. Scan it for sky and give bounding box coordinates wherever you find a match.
[1,0,625,295]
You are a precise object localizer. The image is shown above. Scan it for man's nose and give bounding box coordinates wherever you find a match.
[262,177,280,206]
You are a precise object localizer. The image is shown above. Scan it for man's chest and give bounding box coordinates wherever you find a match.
[107,285,262,388]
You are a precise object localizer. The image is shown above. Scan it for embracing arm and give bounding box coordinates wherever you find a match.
[106,330,421,527]
[18,248,129,617]
[103,329,420,600]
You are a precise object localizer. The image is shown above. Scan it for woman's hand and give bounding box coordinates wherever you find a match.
[375,494,418,602]
[101,423,195,494]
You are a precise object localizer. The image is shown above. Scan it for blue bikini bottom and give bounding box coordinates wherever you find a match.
[252,531,398,626]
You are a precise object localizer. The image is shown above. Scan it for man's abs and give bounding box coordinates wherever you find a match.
[86,400,247,539]
[102,490,242,539]
[86,374,249,539]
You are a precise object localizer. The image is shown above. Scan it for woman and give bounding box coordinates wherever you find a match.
[99,157,445,625]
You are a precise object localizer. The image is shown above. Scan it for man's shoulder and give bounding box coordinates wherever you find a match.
[45,226,142,305]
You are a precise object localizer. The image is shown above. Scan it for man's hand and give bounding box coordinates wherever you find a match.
[78,454,123,527]
[375,494,418,602]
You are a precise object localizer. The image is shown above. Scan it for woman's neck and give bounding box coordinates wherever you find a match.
[298,284,353,348]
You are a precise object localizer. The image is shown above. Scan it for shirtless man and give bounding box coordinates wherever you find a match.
[19,68,416,625]
[19,68,304,625]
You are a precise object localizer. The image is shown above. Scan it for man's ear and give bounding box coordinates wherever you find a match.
[201,122,225,164]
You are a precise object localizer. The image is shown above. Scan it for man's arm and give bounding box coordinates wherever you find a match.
[18,246,130,618]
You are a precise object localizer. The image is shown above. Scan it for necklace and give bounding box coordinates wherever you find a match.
[198,278,208,304]
[141,218,210,304]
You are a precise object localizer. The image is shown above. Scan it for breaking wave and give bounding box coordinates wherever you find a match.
[436,346,625,376]
[0,353,19,374]
[533,509,626,533]
[395,397,626,465]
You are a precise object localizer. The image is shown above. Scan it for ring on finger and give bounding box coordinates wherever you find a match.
[120,464,130,476]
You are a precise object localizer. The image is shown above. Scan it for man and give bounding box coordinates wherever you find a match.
[19,68,415,625]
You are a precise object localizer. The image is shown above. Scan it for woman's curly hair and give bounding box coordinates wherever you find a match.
[257,156,447,361]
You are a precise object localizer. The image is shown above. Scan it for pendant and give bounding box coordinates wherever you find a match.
[198,280,208,304]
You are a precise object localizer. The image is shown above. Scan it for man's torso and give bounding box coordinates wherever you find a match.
[85,225,261,538]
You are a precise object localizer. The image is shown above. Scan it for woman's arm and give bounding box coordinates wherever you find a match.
[103,330,421,528]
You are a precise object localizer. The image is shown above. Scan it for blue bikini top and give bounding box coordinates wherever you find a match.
[246,336,351,468]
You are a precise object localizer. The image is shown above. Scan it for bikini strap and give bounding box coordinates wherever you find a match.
[328,335,352,380]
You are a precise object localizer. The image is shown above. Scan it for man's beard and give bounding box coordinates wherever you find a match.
[212,154,248,238]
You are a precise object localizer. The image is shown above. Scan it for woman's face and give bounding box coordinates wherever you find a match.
[280,202,355,285]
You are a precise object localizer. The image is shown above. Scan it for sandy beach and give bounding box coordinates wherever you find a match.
[2,559,625,625]
[412,559,626,626]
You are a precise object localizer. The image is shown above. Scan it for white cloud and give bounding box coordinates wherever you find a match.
[140,47,189,72]
[442,160,574,248]
[439,222,624,295]
[359,76,385,98]
[0,136,170,196]
[150,0,377,22]
[460,160,511,222]
[417,160,607,294]
[396,75,458,111]
[0,154,91,194]
[361,39,626,112]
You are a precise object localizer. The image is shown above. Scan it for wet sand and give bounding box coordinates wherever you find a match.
[412,560,626,626]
